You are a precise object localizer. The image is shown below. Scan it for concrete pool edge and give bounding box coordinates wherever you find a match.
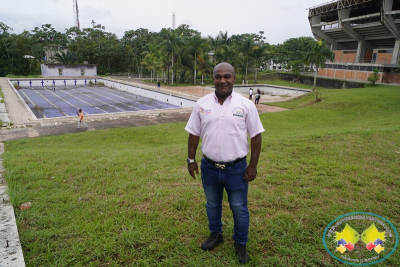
[234,83,312,93]
[7,77,197,120]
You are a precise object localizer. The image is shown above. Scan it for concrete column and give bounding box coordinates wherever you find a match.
[311,16,321,26]
[338,9,350,20]
[356,41,374,63]
[356,42,364,63]
[383,0,393,12]
[391,39,400,64]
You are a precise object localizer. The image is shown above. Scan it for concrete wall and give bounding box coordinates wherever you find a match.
[233,85,308,96]
[334,49,394,64]
[41,64,97,77]
[334,51,357,63]
[386,73,400,83]
[318,68,384,83]
[375,53,392,64]
[278,73,365,89]
[101,79,195,108]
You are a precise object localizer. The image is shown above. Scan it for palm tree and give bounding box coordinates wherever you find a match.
[197,52,214,85]
[188,35,209,85]
[142,41,162,82]
[221,42,237,64]
[161,30,183,85]
[53,50,76,64]
[304,40,334,91]
[208,34,222,66]
[173,43,189,84]
[252,43,269,83]
[241,35,256,84]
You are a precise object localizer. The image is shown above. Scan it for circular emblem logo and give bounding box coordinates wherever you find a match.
[323,212,398,265]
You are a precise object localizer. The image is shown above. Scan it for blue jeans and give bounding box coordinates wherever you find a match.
[201,158,249,245]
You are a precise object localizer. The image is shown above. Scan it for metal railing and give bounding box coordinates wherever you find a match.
[309,0,374,17]
[326,58,391,64]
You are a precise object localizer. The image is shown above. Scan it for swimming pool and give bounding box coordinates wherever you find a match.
[10,79,196,119]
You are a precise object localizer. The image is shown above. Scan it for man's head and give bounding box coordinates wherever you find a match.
[213,62,236,98]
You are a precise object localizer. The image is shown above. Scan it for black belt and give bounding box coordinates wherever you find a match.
[203,155,246,169]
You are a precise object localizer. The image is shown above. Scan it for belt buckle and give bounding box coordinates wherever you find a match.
[215,163,226,169]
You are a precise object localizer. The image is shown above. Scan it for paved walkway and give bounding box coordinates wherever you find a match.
[0,143,25,266]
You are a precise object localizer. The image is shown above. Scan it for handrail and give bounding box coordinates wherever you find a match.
[326,58,390,64]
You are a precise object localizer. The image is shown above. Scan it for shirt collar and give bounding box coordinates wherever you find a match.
[213,91,234,103]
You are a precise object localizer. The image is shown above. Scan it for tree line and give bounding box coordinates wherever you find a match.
[0,21,332,85]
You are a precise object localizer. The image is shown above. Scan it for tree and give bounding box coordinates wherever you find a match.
[270,37,315,72]
[239,35,256,84]
[187,35,209,85]
[304,40,334,91]
[122,28,154,75]
[197,52,213,85]
[208,32,226,66]
[160,29,183,85]
[0,23,34,76]
[142,41,162,82]
[252,43,269,83]
[53,50,76,64]
[367,68,380,85]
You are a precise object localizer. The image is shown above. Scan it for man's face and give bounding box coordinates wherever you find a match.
[213,64,236,97]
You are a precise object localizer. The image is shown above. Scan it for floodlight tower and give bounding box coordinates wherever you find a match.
[73,0,80,30]
[172,12,175,29]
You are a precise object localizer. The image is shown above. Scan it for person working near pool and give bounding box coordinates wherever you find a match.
[185,62,264,264]
[249,88,253,100]
[77,108,88,129]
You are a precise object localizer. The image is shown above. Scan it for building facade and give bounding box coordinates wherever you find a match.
[309,0,400,83]
[41,64,97,77]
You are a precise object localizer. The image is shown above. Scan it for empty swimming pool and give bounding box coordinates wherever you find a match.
[10,79,196,119]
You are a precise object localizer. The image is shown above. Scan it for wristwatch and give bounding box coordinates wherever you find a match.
[187,158,195,164]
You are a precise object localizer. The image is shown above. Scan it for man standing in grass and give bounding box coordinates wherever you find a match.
[185,62,264,264]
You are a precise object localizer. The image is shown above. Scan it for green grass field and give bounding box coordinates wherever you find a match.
[3,84,400,266]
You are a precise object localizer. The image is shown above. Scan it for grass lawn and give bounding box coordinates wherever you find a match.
[3,84,400,266]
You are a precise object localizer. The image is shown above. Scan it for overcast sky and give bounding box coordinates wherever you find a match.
[2,0,325,44]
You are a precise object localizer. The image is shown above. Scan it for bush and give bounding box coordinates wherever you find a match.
[367,68,379,85]
[13,83,22,89]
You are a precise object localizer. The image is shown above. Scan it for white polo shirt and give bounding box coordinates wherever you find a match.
[185,91,265,162]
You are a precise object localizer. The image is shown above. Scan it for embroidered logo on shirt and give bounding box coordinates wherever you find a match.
[232,107,244,117]
[200,107,211,115]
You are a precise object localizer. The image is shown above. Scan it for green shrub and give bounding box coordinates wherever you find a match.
[13,83,22,89]
[6,74,41,78]
[367,68,379,85]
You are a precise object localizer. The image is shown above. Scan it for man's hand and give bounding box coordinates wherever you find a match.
[188,162,199,179]
[187,134,200,179]
[244,164,257,183]
[244,133,262,183]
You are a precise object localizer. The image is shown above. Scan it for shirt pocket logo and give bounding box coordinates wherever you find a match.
[232,107,244,118]
[200,107,211,115]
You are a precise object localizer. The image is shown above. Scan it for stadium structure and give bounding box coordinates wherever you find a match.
[308,0,400,83]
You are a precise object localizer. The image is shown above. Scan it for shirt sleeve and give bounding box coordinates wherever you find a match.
[185,103,201,136]
[246,103,265,138]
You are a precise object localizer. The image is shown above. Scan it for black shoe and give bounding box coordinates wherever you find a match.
[201,232,223,251]
[234,241,250,264]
